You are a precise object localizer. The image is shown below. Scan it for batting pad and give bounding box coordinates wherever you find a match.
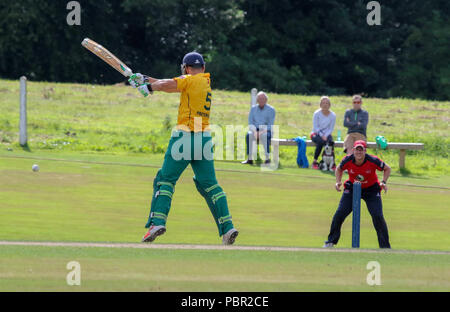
[145,170,174,228]
[193,176,233,236]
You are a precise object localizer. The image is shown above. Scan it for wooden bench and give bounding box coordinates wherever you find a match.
[271,139,424,169]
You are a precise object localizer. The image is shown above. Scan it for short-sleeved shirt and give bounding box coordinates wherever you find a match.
[339,154,385,188]
[173,73,212,132]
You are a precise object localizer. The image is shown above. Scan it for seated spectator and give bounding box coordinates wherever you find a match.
[310,96,336,170]
[343,95,369,154]
[242,91,276,165]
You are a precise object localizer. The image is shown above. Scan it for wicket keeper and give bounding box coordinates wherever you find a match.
[324,140,391,248]
[128,52,238,245]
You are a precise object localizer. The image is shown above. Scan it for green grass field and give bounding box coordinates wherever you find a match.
[0,151,449,291]
[1,245,449,292]
[1,151,449,249]
[0,79,449,291]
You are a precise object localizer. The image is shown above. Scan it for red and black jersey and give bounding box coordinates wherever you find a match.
[339,154,385,188]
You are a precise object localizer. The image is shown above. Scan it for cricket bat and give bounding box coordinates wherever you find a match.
[81,38,133,77]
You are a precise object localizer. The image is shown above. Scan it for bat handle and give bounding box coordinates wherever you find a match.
[124,69,133,77]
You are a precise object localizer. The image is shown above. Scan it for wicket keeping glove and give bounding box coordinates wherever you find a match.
[137,83,153,97]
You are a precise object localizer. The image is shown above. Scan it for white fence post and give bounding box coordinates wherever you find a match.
[251,88,257,108]
[19,76,27,146]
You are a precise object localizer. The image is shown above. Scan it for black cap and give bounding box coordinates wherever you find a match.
[182,52,205,67]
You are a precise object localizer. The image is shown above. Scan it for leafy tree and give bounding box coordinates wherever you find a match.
[0,0,448,100]
[389,10,449,100]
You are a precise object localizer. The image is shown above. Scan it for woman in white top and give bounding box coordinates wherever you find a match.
[310,96,336,169]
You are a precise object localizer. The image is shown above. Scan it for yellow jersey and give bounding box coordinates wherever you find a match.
[173,73,212,132]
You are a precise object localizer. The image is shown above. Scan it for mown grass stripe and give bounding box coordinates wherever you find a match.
[1,155,448,190]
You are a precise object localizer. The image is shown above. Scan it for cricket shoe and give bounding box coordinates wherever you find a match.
[222,228,239,245]
[322,242,334,248]
[142,225,166,243]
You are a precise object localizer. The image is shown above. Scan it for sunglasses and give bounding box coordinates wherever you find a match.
[353,101,362,104]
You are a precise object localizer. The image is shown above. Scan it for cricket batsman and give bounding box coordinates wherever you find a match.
[128,52,239,245]
[323,140,391,248]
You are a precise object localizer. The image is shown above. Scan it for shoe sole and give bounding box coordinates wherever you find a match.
[142,228,166,243]
[225,230,239,245]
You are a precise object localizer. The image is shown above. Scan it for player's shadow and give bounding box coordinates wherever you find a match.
[318,169,335,176]
[20,143,32,152]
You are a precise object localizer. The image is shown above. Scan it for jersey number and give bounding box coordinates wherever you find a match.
[204,92,212,111]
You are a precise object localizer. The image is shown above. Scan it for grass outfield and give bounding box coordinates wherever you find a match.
[1,151,449,251]
[1,79,449,291]
[0,245,449,291]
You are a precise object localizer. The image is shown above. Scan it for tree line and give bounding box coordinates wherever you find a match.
[0,0,448,100]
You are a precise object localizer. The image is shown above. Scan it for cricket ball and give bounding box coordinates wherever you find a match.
[32,164,40,172]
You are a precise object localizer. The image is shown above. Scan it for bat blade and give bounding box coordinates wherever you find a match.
[81,38,133,77]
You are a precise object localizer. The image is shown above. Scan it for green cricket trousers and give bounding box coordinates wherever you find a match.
[145,130,234,236]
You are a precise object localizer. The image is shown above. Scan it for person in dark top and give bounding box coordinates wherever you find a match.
[343,95,369,154]
[323,140,391,249]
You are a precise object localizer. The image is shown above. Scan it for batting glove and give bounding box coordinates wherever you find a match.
[137,83,153,97]
[128,73,148,88]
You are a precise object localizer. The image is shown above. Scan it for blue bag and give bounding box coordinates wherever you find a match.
[293,136,309,168]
